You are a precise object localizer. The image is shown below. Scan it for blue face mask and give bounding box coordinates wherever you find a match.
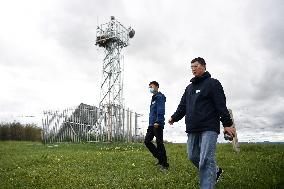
[149,88,155,94]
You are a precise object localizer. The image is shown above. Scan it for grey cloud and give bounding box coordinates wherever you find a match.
[244,0,284,100]
[253,0,284,56]
[39,0,126,59]
[268,110,284,131]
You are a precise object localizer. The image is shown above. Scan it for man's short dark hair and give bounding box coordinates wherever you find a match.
[191,57,206,66]
[149,81,159,88]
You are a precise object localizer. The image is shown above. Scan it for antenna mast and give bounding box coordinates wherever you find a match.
[96,16,135,141]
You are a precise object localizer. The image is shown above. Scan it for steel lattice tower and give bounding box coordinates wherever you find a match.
[95,16,135,141]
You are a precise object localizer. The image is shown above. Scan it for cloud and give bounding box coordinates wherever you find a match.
[246,0,284,101]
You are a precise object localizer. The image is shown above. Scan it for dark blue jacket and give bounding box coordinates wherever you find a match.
[149,92,166,127]
[171,72,233,134]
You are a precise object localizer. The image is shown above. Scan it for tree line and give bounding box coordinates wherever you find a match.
[0,122,42,142]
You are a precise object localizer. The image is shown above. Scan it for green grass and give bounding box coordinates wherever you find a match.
[0,141,283,189]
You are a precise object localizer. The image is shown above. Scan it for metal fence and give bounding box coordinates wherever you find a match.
[42,103,143,143]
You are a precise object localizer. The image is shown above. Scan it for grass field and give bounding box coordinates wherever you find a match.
[0,141,283,189]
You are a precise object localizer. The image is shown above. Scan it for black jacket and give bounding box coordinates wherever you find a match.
[171,71,233,134]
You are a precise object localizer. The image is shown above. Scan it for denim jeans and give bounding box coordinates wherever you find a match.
[187,131,218,189]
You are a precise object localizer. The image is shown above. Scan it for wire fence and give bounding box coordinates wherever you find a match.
[42,103,144,144]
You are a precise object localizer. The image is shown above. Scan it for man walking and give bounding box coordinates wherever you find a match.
[144,81,169,170]
[168,57,235,189]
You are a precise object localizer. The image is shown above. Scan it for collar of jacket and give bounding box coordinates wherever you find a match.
[152,91,160,97]
[190,71,211,84]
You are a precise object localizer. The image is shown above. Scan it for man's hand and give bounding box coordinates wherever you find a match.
[224,126,236,137]
[168,117,174,125]
[154,123,159,128]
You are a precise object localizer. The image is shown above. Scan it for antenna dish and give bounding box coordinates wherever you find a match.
[129,29,135,38]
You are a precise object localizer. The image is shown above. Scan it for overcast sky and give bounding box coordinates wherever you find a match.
[0,0,283,143]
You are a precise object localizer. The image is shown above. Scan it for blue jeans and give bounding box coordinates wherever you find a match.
[187,131,218,189]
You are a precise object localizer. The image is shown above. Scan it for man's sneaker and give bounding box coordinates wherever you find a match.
[163,163,169,168]
[216,168,223,183]
[160,164,169,172]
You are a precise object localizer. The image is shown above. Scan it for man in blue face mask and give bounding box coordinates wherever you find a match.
[144,81,169,170]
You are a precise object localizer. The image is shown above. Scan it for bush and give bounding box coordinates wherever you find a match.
[0,122,42,141]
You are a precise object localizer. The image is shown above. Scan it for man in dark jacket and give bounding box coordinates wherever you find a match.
[145,81,169,170]
[168,57,235,189]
